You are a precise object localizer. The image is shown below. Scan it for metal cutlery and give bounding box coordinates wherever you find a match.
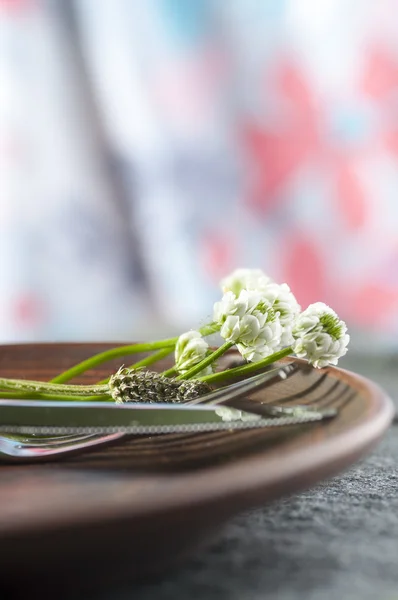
[0,364,336,461]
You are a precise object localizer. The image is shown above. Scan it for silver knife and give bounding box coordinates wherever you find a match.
[0,399,335,436]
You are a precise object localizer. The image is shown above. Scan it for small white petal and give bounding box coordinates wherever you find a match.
[238,314,261,343]
[220,315,241,342]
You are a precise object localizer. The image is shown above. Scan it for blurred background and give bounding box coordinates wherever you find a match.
[0,0,397,354]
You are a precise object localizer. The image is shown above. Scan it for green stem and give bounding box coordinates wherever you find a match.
[177,341,234,381]
[50,323,219,385]
[97,347,174,385]
[0,391,111,402]
[50,339,177,384]
[198,346,293,384]
[0,376,109,397]
[130,347,174,370]
[162,365,178,377]
[199,323,220,337]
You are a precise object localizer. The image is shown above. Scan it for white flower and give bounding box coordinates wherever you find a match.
[213,289,283,361]
[236,317,282,361]
[292,302,350,368]
[220,268,273,296]
[260,282,301,346]
[220,314,261,344]
[214,290,263,328]
[220,270,300,347]
[214,289,267,343]
[175,330,213,376]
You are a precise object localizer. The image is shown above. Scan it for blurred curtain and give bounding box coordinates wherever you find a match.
[0,0,397,343]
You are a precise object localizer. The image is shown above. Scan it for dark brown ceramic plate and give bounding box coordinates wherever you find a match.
[0,343,394,587]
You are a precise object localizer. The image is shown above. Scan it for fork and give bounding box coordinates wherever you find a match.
[0,364,325,461]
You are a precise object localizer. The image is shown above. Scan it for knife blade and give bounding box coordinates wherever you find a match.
[0,400,256,434]
[0,399,335,436]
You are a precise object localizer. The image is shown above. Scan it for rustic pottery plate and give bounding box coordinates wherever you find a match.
[0,343,394,588]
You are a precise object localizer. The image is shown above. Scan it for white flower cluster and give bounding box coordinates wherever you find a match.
[214,269,349,368]
[213,289,282,361]
[259,282,301,346]
[175,330,213,376]
[214,269,300,362]
[292,302,350,368]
